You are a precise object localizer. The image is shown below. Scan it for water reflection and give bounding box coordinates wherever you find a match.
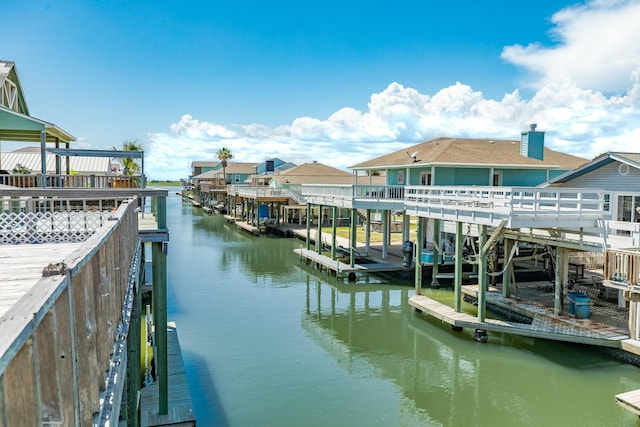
[168,194,640,426]
[300,266,639,426]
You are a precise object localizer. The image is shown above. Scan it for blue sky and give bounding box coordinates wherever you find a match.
[3,0,640,179]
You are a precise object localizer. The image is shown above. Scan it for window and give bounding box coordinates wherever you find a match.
[618,196,632,221]
[234,175,240,183]
[420,172,432,185]
[397,171,404,184]
[492,172,502,186]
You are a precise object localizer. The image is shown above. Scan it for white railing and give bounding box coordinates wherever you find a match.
[405,186,604,218]
[230,186,295,199]
[301,184,353,199]
[0,211,109,244]
[353,185,405,201]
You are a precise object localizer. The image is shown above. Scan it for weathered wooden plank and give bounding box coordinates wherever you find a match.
[140,323,195,427]
[3,340,37,426]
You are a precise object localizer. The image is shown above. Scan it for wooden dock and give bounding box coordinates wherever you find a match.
[294,248,405,277]
[616,388,640,416]
[141,322,196,427]
[409,293,628,347]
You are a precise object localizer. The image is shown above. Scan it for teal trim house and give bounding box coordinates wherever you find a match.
[350,125,586,187]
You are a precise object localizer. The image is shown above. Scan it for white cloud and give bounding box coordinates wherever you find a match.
[143,0,640,180]
[501,0,640,92]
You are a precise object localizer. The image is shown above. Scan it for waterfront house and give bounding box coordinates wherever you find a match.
[190,160,218,177]
[192,161,255,209]
[247,158,296,185]
[350,124,586,187]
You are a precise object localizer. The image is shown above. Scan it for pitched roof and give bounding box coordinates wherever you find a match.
[194,162,255,179]
[270,162,367,185]
[547,151,640,184]
[349,137,587,170]
[0,60,28,115]
[191,161,219,168]
[0,150,110,174]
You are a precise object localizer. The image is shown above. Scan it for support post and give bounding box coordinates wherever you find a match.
[306,203,311,251]
[477,225,487,322]
[40,130,47,188]
[331,206,337,260]
[152,241,168,415]
[454,221,463,312]
[365,209,371,255]
[502,238,512,298]
[432,218,440,288]
[350,208,357,268]
[382,210,389,259]
[415,217,424,295]
[554,246,564,315]
[316,205,323,253]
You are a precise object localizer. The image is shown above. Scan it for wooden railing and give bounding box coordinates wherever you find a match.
[604,248,640,286]
[0,198,141,424]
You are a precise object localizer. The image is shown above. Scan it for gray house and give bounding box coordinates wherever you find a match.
[546,152,640,246]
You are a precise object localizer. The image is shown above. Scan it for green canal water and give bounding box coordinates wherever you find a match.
[164,192,640,426]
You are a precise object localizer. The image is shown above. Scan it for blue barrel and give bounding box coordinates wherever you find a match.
[569,292,590,318]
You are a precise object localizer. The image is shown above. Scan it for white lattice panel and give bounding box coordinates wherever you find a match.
[0,211,106,244]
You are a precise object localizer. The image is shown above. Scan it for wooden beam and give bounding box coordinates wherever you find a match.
[481,220,506,256]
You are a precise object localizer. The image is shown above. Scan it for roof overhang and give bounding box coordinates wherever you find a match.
[45,148,143,159]
[546,153,616,185]
[350,162,564,171]
[0,106,75,143]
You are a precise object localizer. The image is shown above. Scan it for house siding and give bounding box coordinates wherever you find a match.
[500,169,548,186]
[556,161,640,191]
[433,167,490,186]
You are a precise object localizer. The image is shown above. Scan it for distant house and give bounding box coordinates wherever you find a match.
[248,158,296,185]
[350,125,587,187]
[269,161,364,189]
[194,162,255,187]
[190,161,219,178]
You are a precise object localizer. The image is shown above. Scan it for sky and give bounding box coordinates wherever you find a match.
[3,0,640,180]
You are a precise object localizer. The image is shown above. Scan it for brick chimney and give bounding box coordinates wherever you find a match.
[520,124,545,160]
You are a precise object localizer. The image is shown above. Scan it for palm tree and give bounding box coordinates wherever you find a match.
[114,140,143,176]
[217,147,233,184]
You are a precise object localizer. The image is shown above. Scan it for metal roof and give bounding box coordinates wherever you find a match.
[0,151,111,173]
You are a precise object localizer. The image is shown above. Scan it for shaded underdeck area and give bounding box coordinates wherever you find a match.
[409,279,639,354]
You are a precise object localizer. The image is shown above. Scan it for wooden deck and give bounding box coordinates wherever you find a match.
[294,248,405,277]
[409,293,629,348]
[0,242,79,318]
[616,389,640,416]
[141,322,196,426]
